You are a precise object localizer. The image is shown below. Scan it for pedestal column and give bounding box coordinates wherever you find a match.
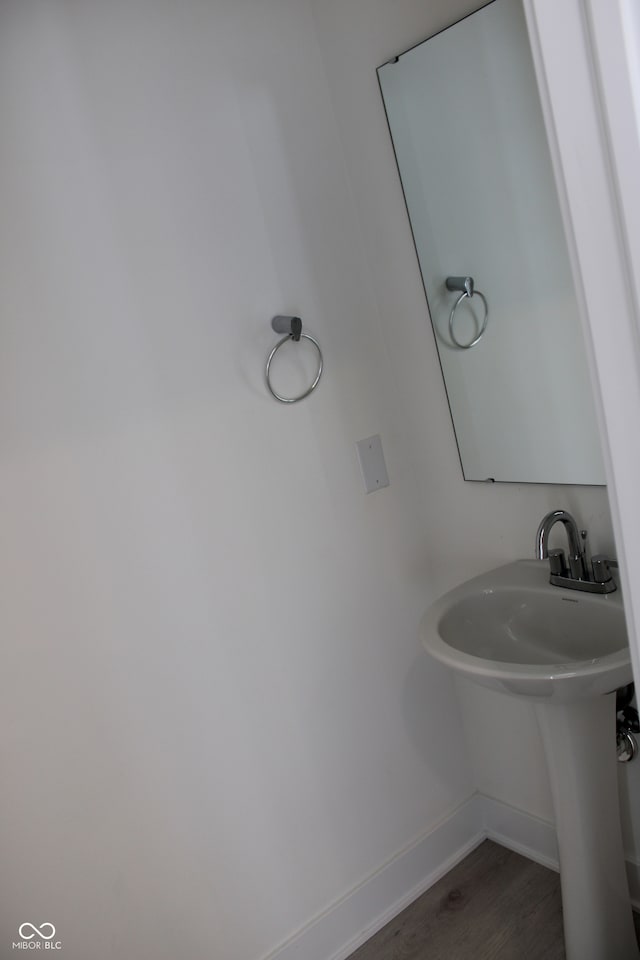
[536,692,638,960]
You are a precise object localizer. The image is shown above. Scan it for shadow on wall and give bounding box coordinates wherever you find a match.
[402,652,472,792]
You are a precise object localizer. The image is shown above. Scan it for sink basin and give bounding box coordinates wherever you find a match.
[420,559,631,701]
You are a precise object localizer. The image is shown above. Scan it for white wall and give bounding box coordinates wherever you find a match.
[0,3,477,959]
[310,0,640,861]
[2,2,637,958]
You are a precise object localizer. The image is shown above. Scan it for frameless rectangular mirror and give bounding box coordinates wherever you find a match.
[378,0,605,484]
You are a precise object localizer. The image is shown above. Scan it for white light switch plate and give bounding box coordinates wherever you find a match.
[356,435,390,494]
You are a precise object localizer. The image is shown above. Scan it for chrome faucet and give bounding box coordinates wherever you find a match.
[536,509,586,578]
[535,509,616,594]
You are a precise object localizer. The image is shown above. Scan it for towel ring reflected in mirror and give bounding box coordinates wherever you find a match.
[445,277,489,349]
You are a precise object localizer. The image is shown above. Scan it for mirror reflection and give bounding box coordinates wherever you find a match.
[378,0,605,485]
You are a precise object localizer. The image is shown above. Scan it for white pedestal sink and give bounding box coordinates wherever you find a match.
[420,560,638,960]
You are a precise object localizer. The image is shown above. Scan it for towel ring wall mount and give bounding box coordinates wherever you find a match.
[445,276,489,349]
[265,315,323,403]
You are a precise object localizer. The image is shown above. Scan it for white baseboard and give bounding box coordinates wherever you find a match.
[479,793,640,912]
[263,792,640,960]
[262,794,483,960]
[478,794,559,871]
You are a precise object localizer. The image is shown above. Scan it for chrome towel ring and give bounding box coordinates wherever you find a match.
[265,315,323,403]
[445,276,489,349]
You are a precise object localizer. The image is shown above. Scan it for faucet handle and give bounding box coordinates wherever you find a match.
[548,548,566,577]
[592,554,613,584]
